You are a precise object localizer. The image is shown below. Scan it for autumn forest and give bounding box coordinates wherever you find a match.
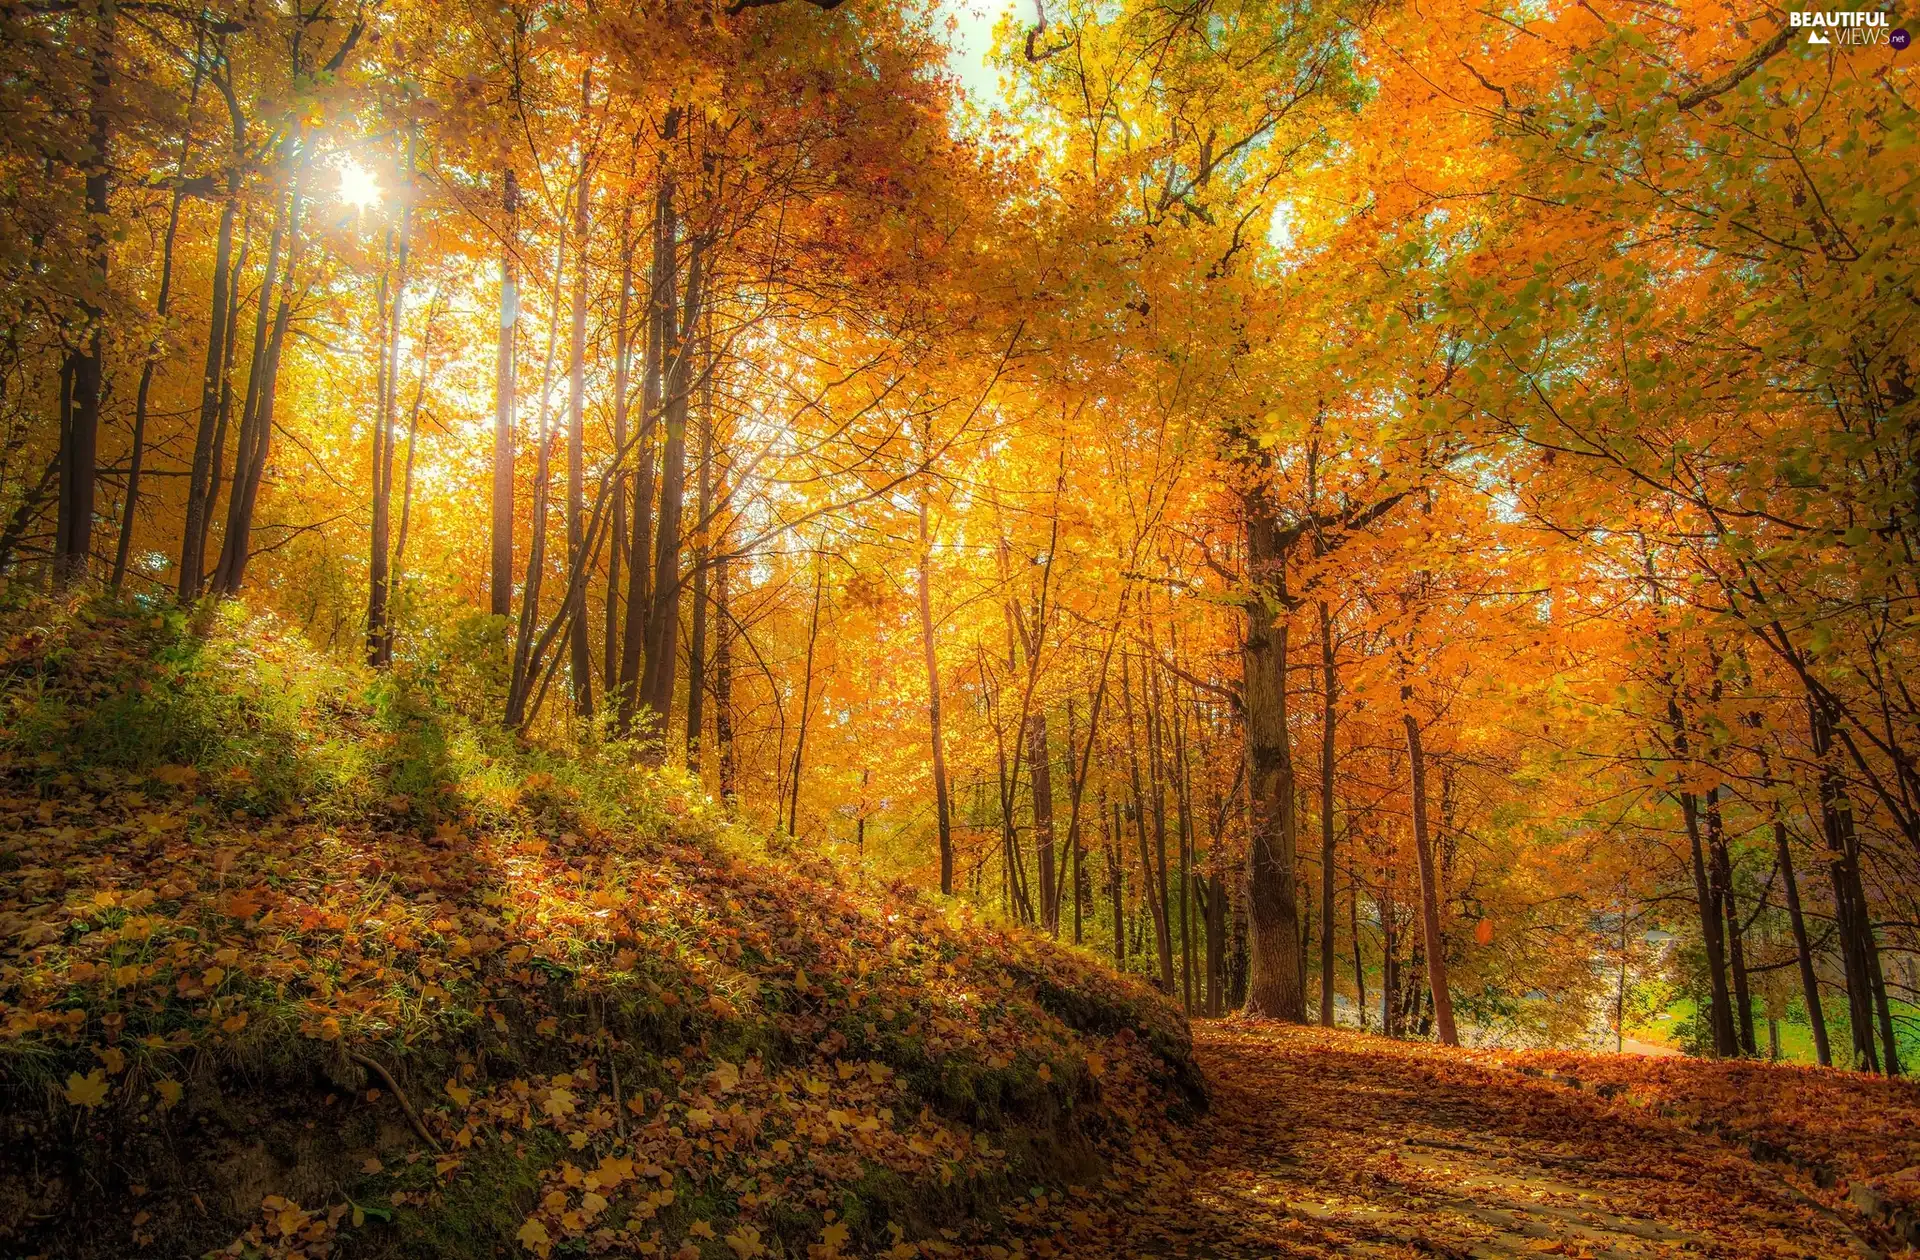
[0,0,1917,1255]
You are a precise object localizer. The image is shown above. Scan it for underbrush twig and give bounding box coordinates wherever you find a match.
[348,1049,444,1155]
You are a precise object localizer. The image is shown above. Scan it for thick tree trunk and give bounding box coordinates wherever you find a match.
[1241,495,1305,1021]
[1403,709,1458,1045]
[490,169,519,619]
[55,0,113,589]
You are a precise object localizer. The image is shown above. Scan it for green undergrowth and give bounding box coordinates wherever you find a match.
[0,596,1201,1260]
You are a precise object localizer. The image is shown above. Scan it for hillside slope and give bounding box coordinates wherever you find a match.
[0,600,1202,1260]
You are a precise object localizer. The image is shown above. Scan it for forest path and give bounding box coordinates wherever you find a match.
[1102,1022,1884,1259]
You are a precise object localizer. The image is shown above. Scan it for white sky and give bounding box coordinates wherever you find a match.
[939,0,1023,109]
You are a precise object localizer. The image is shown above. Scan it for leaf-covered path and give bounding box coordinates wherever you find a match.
[1089,1022,1887,1259]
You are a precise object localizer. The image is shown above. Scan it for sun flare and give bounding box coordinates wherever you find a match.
[336,158,380,211]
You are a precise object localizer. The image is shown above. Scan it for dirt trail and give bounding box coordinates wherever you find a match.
[1099,1022,1887,1259]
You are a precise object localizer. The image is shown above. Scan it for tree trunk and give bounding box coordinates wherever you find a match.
[617,109,677,735]
[1241,494,1305,1020]
[116,42,201,593]
[367,130,414,668]
[1707,787,1757,1055]
[55,0,113,589]
[1349,871,1366,1031]
[1771,816,1831,1066]
[638,237,702,733]
[1123,653,1173,990]
[1810,700,1885,1072]
[785,557,825,836]
[1680,785,1739,1056]
[1403,709,1458,1045]
[490,169,519,619]
[713,543,735,797]
[918,494,954,894]
[504,233,569,729]
[212,143,308,598]
[603,190,634,683]
[563,113,595,718]
[180,182,239,600]
[1030,711,1056,935]
[1318,599,1338,1026]
[685,372,712,766]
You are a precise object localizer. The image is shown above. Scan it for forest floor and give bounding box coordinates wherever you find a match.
[1073,1021,1906,1260]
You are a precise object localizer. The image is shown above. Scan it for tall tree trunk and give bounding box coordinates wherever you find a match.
[684,369,712,766]
[1771,815,1831,1066]
[1680,785,1739,1056]
[55,0,113,589]
[114,174,186,592]
[1172,667,1195,1014]
[1809,702,1899,1073]
[116,45,201,592]
[713,542,735,797]
[490,169,519,619]
[602,189,634,682]
[1109,798,1125,967]
[638,232,703,740]
[1318,599,1338,1026]
[505,233,569,728]
[1030,711,1056,935]
[1124,653,1173,989]
[1381,859,1398,1036]
[1349,871,1366,1031]
[616,115,674,735]
[180,181,239,599]
[785,557,825,837]
[918,493,954,894]
[1402,708,1458,1045]
[563,108,595,718]
[1241,494,1304,1020]
[212,140,307,598]
[367,130,414,667]
[1707,787,1757,1054]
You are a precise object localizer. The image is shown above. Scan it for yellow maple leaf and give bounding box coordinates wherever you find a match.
[516,1217,551,1257]
[446,1079,473,1107]
[689,1220,716,1240]
[155,1079,183,1109]
[64,1069,108,1108]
